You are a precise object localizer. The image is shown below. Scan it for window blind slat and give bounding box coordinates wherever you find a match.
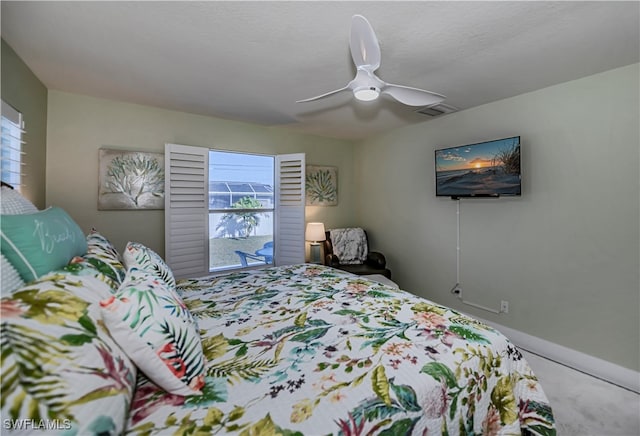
[1,100,24,189]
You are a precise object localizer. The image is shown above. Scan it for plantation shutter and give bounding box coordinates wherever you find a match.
[1,100,25,190]
[165,143,209,279]
[274,153,305,266]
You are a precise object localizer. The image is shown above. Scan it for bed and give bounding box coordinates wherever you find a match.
[1,188,555,435]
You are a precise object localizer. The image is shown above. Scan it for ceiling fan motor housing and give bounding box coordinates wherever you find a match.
[352,68,383,101]
[354,86,380,101]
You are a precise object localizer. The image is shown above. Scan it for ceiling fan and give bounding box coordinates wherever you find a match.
[297,14,446,107]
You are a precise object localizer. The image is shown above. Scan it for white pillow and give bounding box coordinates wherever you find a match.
[0,186,36,294]
[0,186,38,214]
[0,253,24,296]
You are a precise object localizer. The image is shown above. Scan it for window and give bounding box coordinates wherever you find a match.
[165,143,305,278]
[208,151,275,271]
[1,100,24,190]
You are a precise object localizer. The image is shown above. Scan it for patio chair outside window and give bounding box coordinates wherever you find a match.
[235,250,266,267]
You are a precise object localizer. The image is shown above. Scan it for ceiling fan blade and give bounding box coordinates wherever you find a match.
[382,84,446,107]
[350,15,381,71]
[296,85,350,103]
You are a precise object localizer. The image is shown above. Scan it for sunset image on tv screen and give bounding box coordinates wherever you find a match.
[435,136,521,197]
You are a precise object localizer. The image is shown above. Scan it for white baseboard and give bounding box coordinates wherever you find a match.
[472,315,640,394]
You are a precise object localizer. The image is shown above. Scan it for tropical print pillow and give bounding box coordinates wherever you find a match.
[0,262,137,435]
[122,242,176,292]
[85,229,126,289]
[100,268,205,396]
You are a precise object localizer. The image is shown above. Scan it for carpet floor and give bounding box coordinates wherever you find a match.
[521,350,639,435]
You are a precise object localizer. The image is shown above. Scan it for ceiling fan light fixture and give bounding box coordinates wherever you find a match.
[354,87,380,102]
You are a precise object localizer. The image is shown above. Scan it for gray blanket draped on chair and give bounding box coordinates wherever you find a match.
[329,228,368,264]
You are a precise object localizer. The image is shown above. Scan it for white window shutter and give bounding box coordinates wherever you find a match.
[165,143,209,279]
[275,153,305,266]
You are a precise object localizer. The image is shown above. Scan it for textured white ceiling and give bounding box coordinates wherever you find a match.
[2,1,638,140]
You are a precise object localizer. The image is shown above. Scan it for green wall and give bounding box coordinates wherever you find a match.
[354,64,640,371]
[46,91,356,256]
[0,39,47,207]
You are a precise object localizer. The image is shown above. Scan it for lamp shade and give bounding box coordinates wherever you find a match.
[305,222,326,242]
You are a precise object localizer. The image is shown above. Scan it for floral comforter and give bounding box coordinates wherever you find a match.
[126,264,555,435]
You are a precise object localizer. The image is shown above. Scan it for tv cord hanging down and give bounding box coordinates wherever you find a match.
[449,198,502,315]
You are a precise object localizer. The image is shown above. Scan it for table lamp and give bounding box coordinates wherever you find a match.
[305,222,326,264]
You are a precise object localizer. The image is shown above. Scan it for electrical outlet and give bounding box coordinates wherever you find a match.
[500,300,509,313]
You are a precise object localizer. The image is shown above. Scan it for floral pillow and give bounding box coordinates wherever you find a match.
[100,267,205,396]
[122,241,177,292]
[84,229,126,289]
[0,263,137,435]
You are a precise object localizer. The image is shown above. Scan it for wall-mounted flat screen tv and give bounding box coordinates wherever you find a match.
[435,136,521,198]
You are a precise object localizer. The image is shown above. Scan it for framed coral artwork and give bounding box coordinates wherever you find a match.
[305,165,338,206]
[98,148,165,210]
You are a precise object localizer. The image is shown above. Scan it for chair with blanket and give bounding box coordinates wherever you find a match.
[323,228,391,278]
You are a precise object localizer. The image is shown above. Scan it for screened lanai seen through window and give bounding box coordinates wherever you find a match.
[209,151,274,271]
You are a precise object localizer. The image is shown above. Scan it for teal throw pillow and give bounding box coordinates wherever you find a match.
[0,207,88,282]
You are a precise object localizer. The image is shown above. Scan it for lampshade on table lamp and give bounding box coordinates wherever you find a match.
[305,222,326,264]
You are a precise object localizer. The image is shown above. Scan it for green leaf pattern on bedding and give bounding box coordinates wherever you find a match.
[126,264,555,435]
[1,261,137,435]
